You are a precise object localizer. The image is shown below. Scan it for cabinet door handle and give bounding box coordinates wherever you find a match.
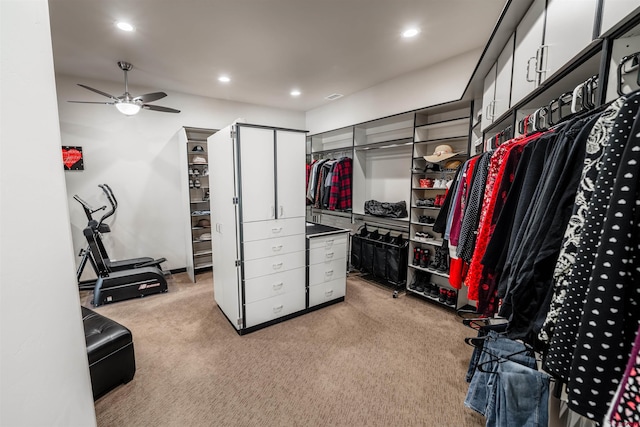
[272,245,283,252]
[272,262,283,270]
[272,282,284,291]
[526,57,537,83]
[325,289,334,297]
[536,45,548,75]
[279,206,284,217]
[273,304,284,313]
[325,252,335,259]
[271,206,275,218]
[271,227,283,233]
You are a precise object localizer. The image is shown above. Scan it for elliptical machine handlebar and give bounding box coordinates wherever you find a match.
[73,194,106,222]
[97,184,117,225]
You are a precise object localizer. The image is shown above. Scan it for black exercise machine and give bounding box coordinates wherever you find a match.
[74,184,168,306]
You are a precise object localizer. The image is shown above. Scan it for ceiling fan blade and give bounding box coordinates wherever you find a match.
[77,84,119,101]
[133,92,167,103]
[68,101,115,105]
[142,104,181,113]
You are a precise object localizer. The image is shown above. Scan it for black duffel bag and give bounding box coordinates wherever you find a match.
[364,200,408,218]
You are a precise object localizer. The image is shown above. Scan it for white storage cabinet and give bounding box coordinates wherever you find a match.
[209,122,307,333]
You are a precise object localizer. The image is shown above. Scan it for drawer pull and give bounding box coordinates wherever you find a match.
[272,262,283,270]
[273,304,284,313]
[325,239,334,247]
[272,245,283,252]
[271,227,283,233]
[325,269,334,276]
[325,289,334,297]
[272,282,284,291]
[325,252,334,259]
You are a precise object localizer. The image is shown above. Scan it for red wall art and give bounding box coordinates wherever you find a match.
[62,146,84,171]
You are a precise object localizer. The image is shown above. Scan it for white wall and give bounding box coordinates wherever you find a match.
[0,1,96,425]
[56,75,305,275]
[305,49,481,134]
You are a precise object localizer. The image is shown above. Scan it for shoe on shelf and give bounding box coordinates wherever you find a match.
[419,250,430,268]
[436,249,449,273]
[429,247,441,270]
[446,290,457,306]
[425,216,436,226]
[192,168,200,176]
[439,288,448,303]
[409,276,419,290]
[189,179,194,189]
[412,247,422,266]
[424,198,435,207]
[430,284,440,298]
[423,282,432,296]
[194,179,201,189]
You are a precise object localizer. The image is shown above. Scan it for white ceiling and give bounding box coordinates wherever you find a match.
[48,0,506,112]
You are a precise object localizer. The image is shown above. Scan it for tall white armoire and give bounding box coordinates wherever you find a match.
[208,122,307,334]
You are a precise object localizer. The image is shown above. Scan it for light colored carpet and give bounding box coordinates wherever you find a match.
[86,272,484,427]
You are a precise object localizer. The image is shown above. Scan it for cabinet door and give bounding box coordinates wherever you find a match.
[511,0,546,107]
[600,1,640,35]
[493,33,514,119]
[238,126,276,223]
[542,0,598,83]
[481,63,497,131]
[275,130,306,219]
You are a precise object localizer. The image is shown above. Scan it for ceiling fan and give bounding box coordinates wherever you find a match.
[69,61,180,115]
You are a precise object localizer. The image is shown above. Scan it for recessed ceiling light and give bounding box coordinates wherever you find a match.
[402,28,420,38]
[115,22,135,32]
[290,90,301,97]
[218,76,231,83]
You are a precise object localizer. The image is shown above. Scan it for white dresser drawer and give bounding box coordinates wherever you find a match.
[245,288,306,328]
[309,278,346,307]
[308,233,348,250]
[242,217,305,242]
[243,250,305,280]
[243,234,305,261]
[309,243,347,265]
[244,267,305,304]
[308,258,347,286]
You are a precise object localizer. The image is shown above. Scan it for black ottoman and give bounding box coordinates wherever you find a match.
[81,306,136,400]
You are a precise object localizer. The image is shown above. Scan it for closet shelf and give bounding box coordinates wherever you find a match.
[412,186,448,190]
[191,226,211,230]
[194,250,212,256]
[410,221,435,227]
[413,135,468,144]
[407,287,456,307]
[190,200,209,203]
[195,262,213,270]
[354,137,413,151]
[410,238,443,247]
[409,264,449,278]
[410,205,441,210]
[414,117,469,130]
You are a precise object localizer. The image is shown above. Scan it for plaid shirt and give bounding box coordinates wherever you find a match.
[328,157,352,211]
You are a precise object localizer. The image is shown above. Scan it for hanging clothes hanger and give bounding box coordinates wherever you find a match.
[617,51,640,96]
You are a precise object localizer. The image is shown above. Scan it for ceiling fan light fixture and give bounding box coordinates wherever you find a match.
[116,21,135,32]
[402,28,420,38]
[115,101,141,116]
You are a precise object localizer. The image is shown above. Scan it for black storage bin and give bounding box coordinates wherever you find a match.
[373,232,391,279]
[360,229,379,274]
[350,226,369,270]
[386,234,408,284]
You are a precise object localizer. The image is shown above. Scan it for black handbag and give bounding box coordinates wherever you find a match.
[364,200,408,218]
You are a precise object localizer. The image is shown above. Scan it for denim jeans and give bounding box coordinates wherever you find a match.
[464,331,536,415]
[465,323,509,383]
[485,359,550,427]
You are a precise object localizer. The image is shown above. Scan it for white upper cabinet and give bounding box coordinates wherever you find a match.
[275,130,306,220]
[511,0,547,106]
[541,0,598,83]
[493,34,515,121]
[481,63,497,130]
[600,1,640,35]
[238,126,276,223]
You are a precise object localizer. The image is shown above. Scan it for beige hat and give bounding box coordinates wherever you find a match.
[423,144,461,163]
